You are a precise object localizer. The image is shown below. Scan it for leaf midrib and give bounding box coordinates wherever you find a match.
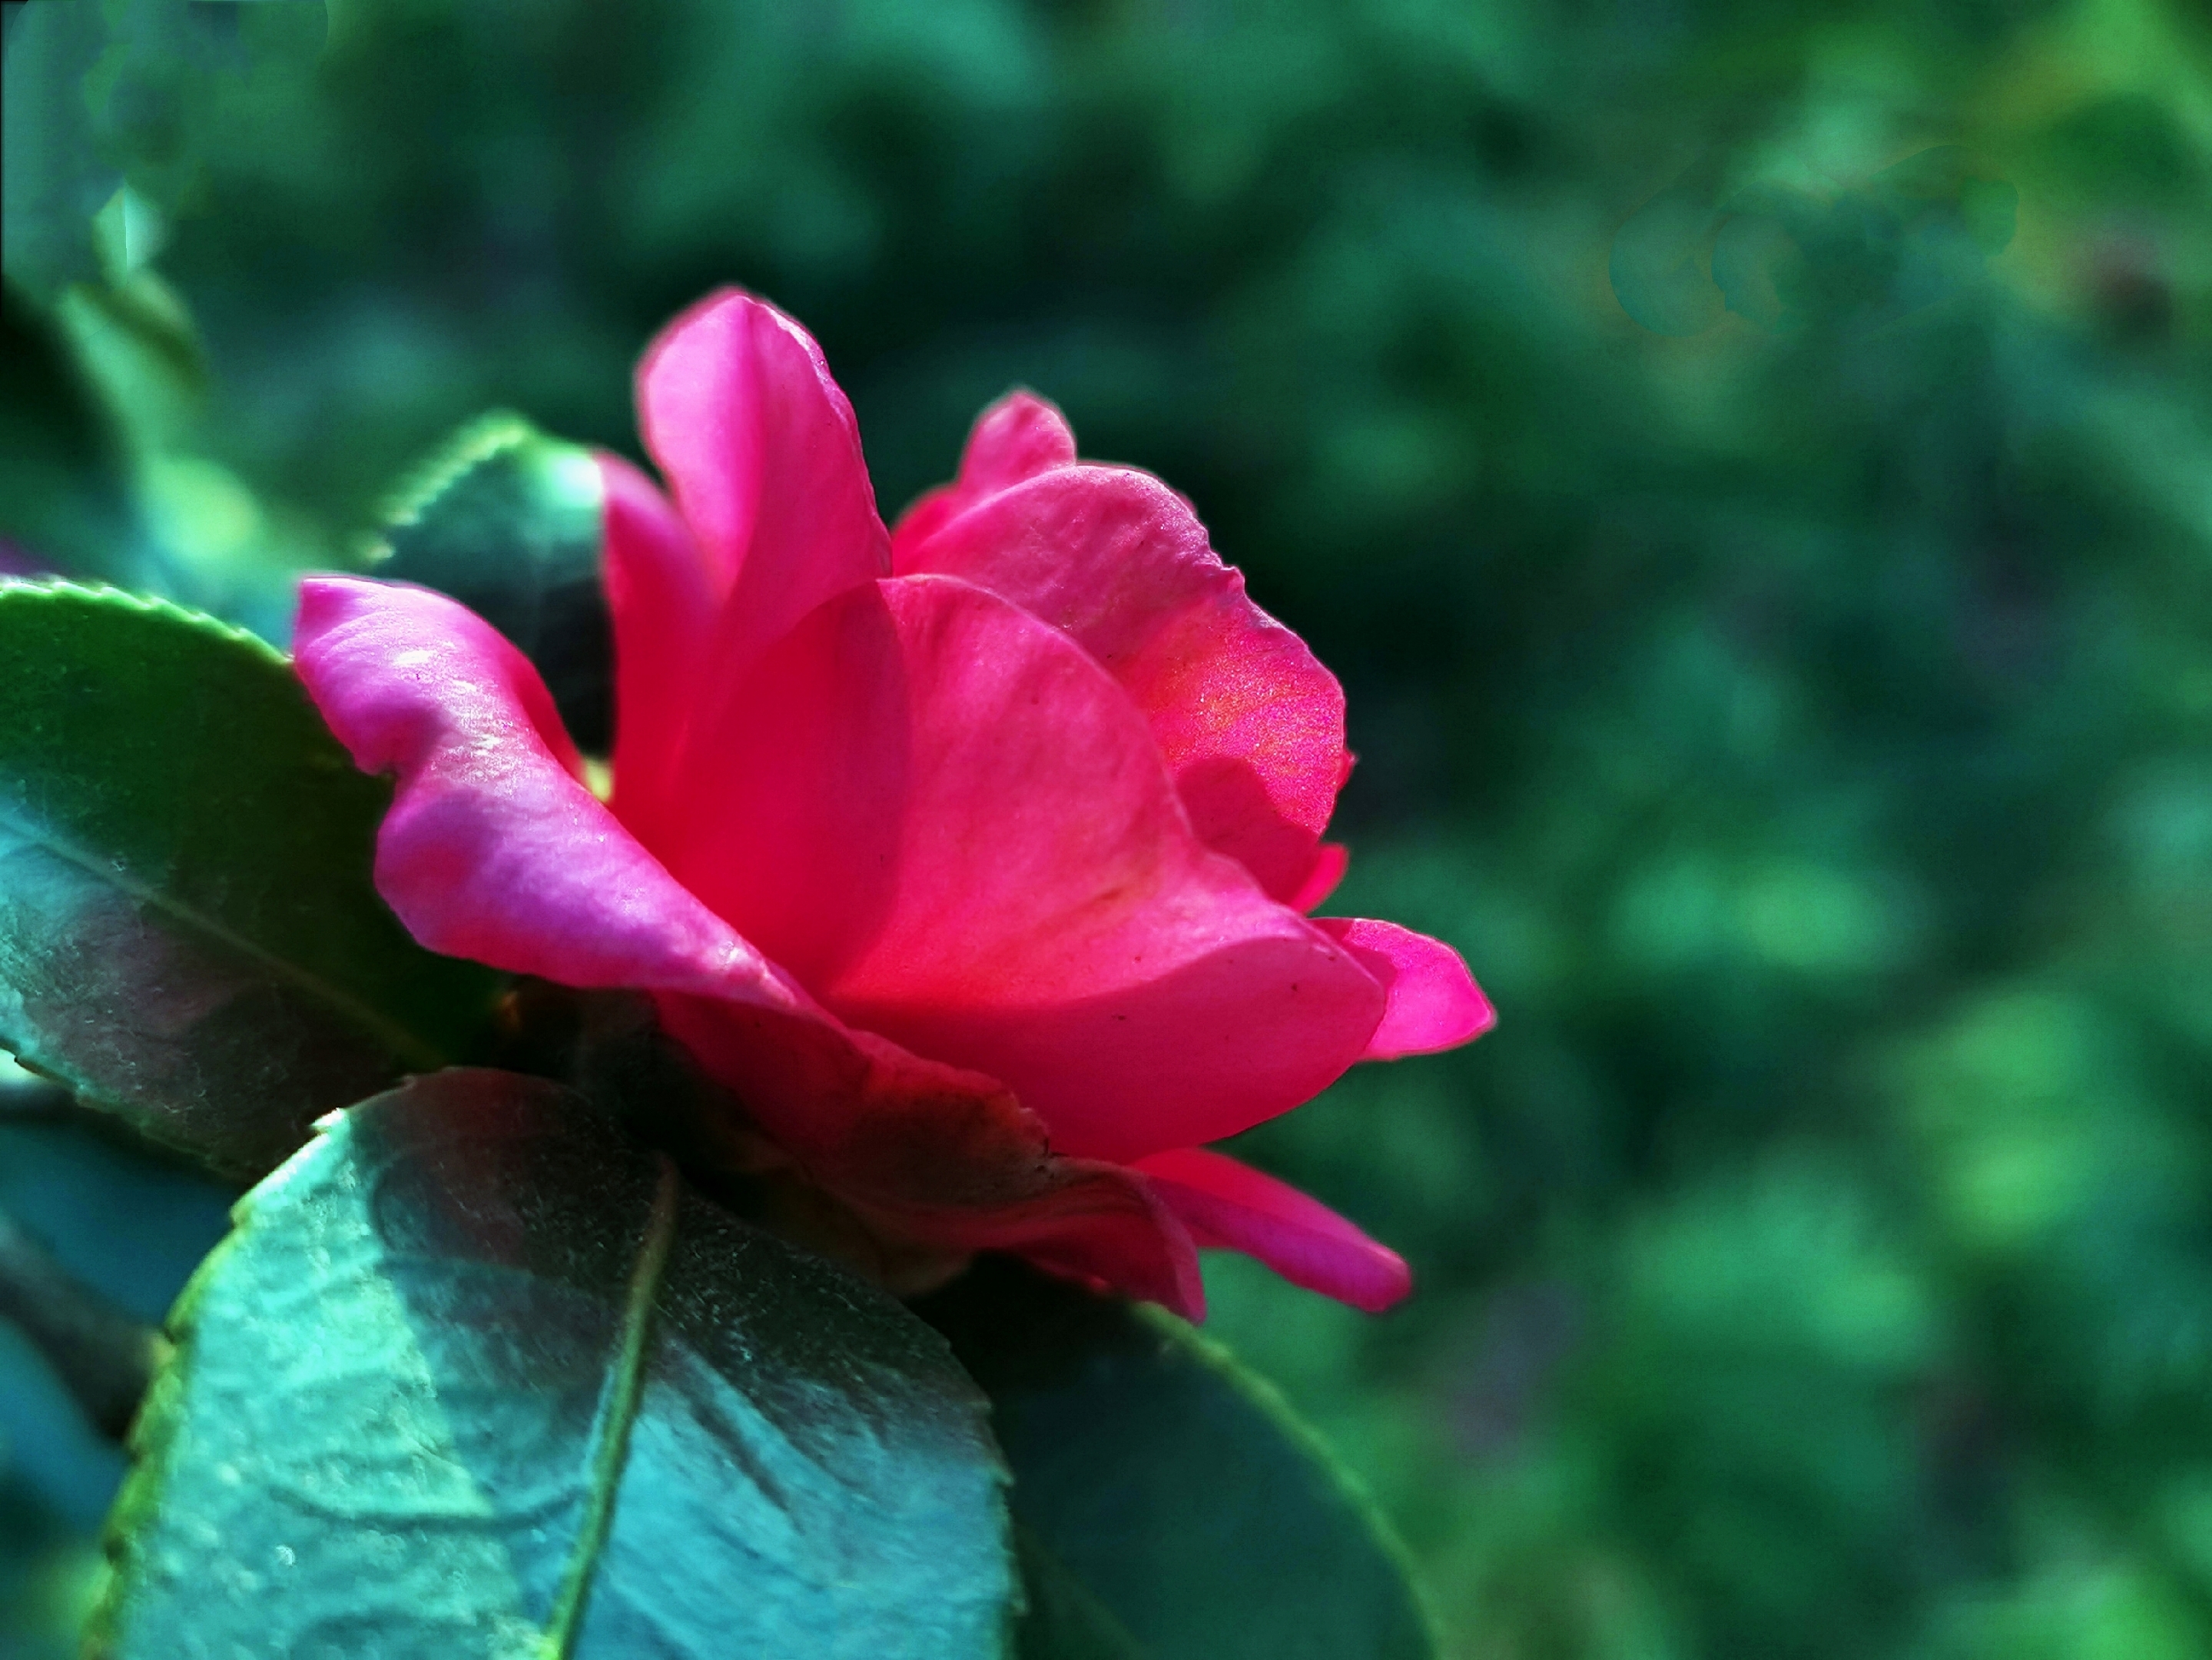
[542,1153,682,1656]
[0,800,449,1073]
[1013,1519,1147,1659]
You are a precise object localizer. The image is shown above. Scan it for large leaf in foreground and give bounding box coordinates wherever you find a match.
[93,1069,1016,1658]
[0,582,499,1175]
[370,412,613,751]
[920,1258,1437,1660]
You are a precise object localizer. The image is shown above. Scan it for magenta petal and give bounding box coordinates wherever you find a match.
[1312,918,1495,1058]
[666,572,1387,1164]
[1289,842,1350,913]
[597,453,723,850]
[635,288,890,686]
[293,576,797,1004]
[897,464,1348,904]
[1135,1147,1411,1313]
[890,390,1078,559]
[959,391,1079,493]
[1020,1207,1207,1321]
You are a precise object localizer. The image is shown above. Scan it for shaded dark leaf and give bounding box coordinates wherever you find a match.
[0,582,501,1177]
[370,413,613,752]
[920,1257,1437,1660]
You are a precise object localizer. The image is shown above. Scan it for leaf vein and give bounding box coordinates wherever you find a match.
[543,1152,681,1655]
[0,803,446,1072]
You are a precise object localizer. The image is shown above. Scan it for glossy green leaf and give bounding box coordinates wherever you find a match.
[0,582,500,1176]
[920,1259,1438,1660]
[91,1069,1016,1658]
[370,412,613,752]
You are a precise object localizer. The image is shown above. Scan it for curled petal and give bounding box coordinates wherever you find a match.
[890,390,1078,558]
[1135,1147,1411,1313]
[294,576,784,1001]
[636,288,890,687]
[897,463,1346,903]
[667,573,1386,1164]
[1311,918,1494,1059]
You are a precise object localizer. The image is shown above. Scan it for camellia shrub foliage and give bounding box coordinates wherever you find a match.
[8,0,2212,1656]
[1,283,1492,1654]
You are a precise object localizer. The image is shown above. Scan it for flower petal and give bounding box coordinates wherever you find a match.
[665,571,1388,1164]
[1311,918,1495,1058]
[1134,1147,1411,1313]
[897,462,1347,903]
[596,453,723,848]
[958,390,1081,495]
[295,574,1202,1310]
[295,576,781,998]
[890,390,1078,559]
[635,288,890,685]
[1289,842,1350,913]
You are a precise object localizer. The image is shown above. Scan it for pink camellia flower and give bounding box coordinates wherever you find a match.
[293,290,1491,1319]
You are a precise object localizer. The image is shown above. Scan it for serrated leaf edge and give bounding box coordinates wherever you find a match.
[361,410,543,567]
[0,575,287,664]
[84,1120,333,1658]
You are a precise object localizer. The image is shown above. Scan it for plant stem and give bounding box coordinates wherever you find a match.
[0,1206,163,1441]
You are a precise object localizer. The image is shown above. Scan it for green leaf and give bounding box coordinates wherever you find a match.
[370,413,613,752]
[920,1259,1439,1660]
[0,582,500,1176]
[91,1069,1017,1658]
[1012,1523,1146,1660]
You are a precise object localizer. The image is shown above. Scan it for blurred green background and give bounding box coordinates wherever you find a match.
[7,0,2212,1653]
